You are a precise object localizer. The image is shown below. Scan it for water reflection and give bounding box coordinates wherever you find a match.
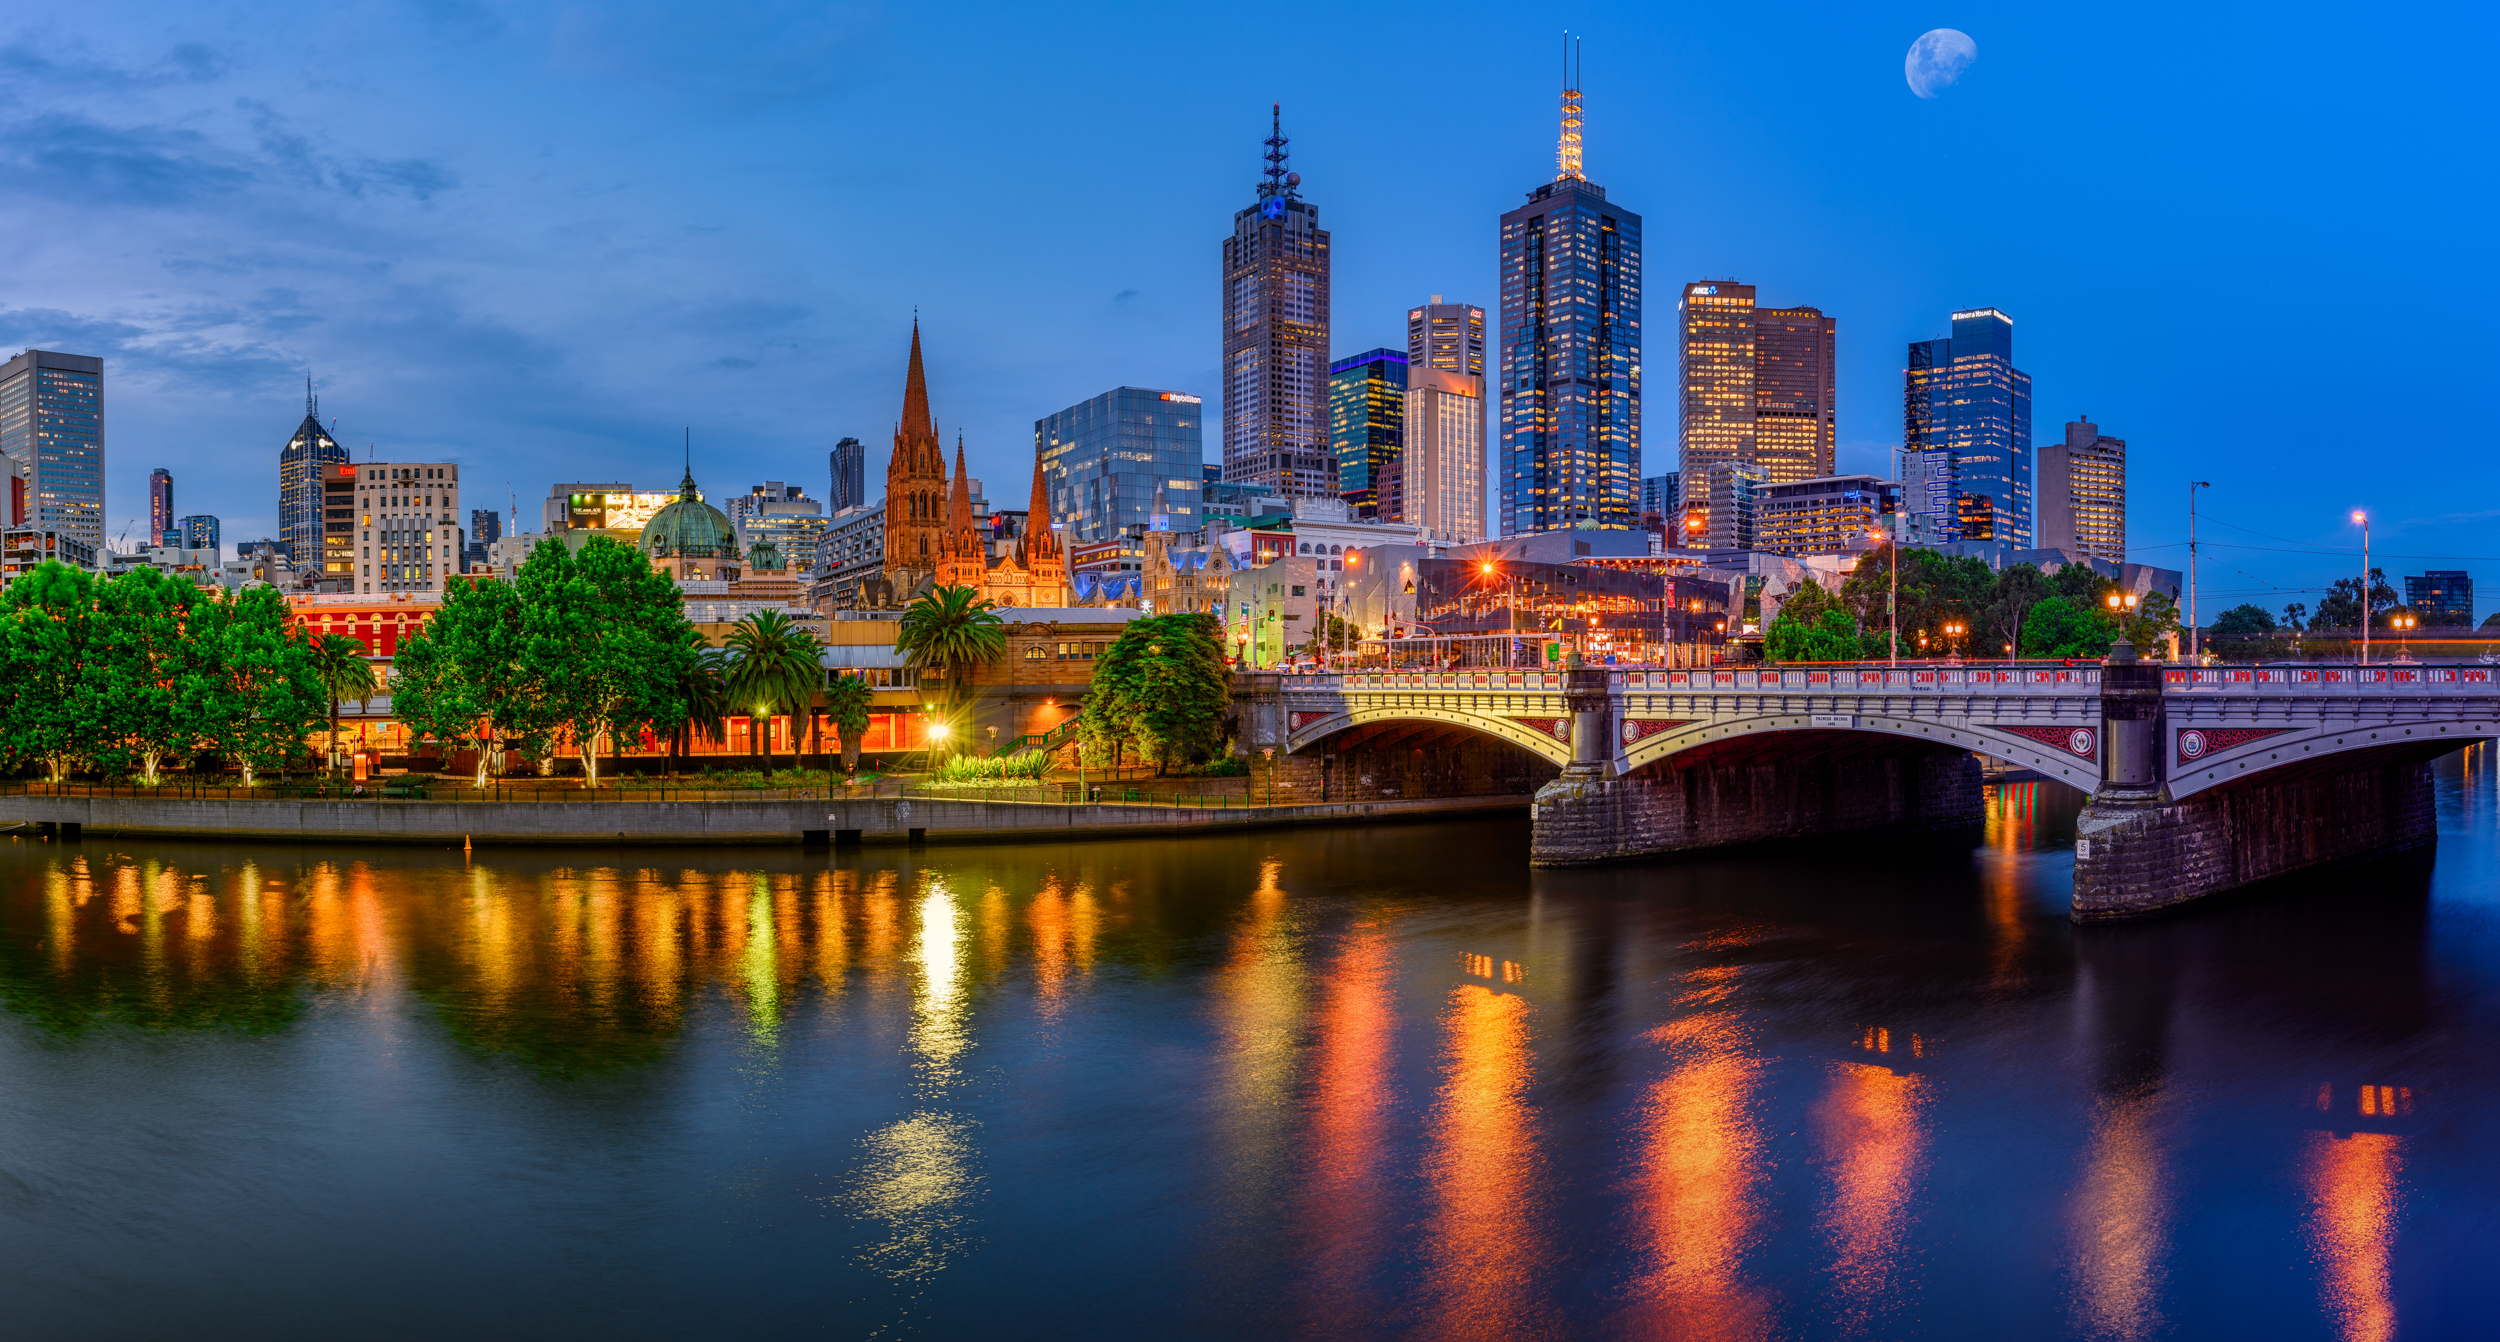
[2301,1130,2405,1342]
[1420,980,1547,1339]
[1816,1060,1931,1332]
[851,874,983,1285]
[1626,961,1772,1340]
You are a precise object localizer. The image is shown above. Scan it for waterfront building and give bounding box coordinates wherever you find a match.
[1756,475,1897,557]
[0,349,105,550]
[1498,63,1641,535]
[1676,281,1836,490]
[149,468,174,545]
[279,386,348,577]
[1038,386,1204,545]
[178,514,221,557]
[1221,105,1333,500]
[2037,415,2126,563]
[1328,348,1406,519]
[1402,367,1487,544]
[2407,571,2474,626]
[1903,307,2032,546]
[831,435,866,514]
[351,460,463,595]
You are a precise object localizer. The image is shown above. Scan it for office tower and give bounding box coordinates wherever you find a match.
[1677,282,1755,489]
[883,321,952,595]
[149,468,174,545]
[348,460,462,595]
[1038,387,1204,545]
[1903,308,2031,546]
[831,436,866,513]
[279,383,348,571]
[1408,296,1486,376]
[1328,348,1406,518]
[1753,304,1837,481]
[1221,105,1333,499]
[731,481,827,570]
[2406,571,2473,626]
[178,515,221,556]
[1641,472,1680,539]
[1757,476,1898,556]
[467,507,501,569]
[6,451,24,526]
[2038,415,2126,562]
[1403,368,1486,544]
[1692,460,1766,551]
[1499,52,1641,535]
[315,462,357,590]
[1676,281,1835,489]
[0,350,104,549]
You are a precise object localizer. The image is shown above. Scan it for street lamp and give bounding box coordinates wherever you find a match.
[1869,526,1896,668]
[2392,611,2417,660]
[1943,619,1965,659]
[2352,509,2371,666]
[2188,481,2212,662]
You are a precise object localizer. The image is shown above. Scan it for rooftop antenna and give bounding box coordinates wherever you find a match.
[1259,103,1298,203]
[305,372,316,417]
[1557,32,1585,180]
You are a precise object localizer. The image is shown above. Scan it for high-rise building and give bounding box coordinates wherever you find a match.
[1641,472,1681,541]
[1409,296,1486,377]
[1676,282,1836,491]
[1222,105,1333,499]
[1753,304,1837,482]
[178,514,220,556]
[2038,415,2126,563]
[1039,387,1204,545]
[1499,57,1640,535]
[466,507,502,570]
[1328,348,1405,519]
[348,461,462,595]
[1403,367,1486,544]
[730,482,828,572]
[1692,460,1767,552]
[149,468,174,545]
[279,384,348,572]
[2406,571,2474,626]
[1757,475,1897,557]
[0,350,104,550]
[831,436,866,514]
[1903,308,2031,546]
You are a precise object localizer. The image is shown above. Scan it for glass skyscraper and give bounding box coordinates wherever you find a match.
[830,436,865,514]
[1903,308,2031,546]
[0,350,104,549]
[1328,347,1405,518]
[1037,387,1205,545]
[1498,73,1640,536]
[1222,105,1333,499]
[279,386,348,568]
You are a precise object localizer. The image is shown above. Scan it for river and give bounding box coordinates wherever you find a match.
[4,748,2497,1339]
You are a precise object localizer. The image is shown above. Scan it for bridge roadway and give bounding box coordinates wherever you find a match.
[1237,660,2500,920]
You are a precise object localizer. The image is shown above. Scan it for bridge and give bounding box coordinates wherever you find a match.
[1232,655,2500,922]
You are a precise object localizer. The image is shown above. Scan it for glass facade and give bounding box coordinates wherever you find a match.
[1499,176,1641,536]
[1327,348,1405,518]
[0,350,104,549]
[1037,388,1205,546]
[1756,475,1897,556]
[2405,571,2474,626]
[178,514,221,555]
[280,400,348,571]
[1903,308,2031,546]
[1221,110,1332,499]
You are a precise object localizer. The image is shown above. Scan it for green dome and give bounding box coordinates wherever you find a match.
[642,471,739,561]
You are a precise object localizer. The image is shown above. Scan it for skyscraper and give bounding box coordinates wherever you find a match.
[2038,415,2126,563]
[467,506,501,571]
[1640,472,1680,540]
[831,436,866,513]
[1403,367,1486,544]
[1222,105,1333,499]
[2406,572,2473,626]
[1038,387,1204,545]
[1328,348,1405,519]
[149,468,174,545]
[279,382,347,568]
[177,514,220,556]
[1499,50,1641,535]
[1408,296,1486,377]
[0,349,104,549]
[1676,281,1835,493]
[1903,308,2031,546]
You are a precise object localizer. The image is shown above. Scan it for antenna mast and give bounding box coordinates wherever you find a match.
[1557,32,1585,180]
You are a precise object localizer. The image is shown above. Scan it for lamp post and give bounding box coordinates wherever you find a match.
[2189,480,2211,663]
[2105,589,2140,656]
[1943,619,1965,660]
[2352,510,2371,666]
[1869,526,1897,667]
[2393,611,2416,660]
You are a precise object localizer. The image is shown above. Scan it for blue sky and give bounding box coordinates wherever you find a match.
[1,1,2491,617]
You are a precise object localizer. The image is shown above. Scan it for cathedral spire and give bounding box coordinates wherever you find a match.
[1024,449,1056,563]
[1556,32,1584,181]
[948,438,972,534]
[902,319,934,443]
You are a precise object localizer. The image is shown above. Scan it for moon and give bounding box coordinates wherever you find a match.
[1905,29,1977,98]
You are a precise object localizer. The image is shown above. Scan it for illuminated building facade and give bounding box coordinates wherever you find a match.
[0,349,104,550]
[178,514,221,556]
[2038,415,2126,563]
[1693,460,1767,552]
[1754,303,1837,481]
[279,387,347,573]
[1328,348,1405,519]
[1677,281,1835,490]
[1640,472,1679,539]
[2405,571,2473,626]
[1409,297,1486,377]
[149,469,174,545]
[351,460,462,595]
[883,321,951,597]
[830,435,866,514]
[1756,475,1898,557]
[1222,105,1333,500]
[1499,66,1640,535]
[1038,386,1204,545]
[1903,307,2031,546]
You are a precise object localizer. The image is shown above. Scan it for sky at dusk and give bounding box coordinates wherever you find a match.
[1,1,2490,618]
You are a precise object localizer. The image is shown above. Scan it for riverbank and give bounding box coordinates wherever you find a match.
[0,789,1527,847]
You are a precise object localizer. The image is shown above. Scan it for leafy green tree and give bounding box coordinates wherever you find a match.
[0,562,106,782]
[1982,564,2052,658]
[823,673,874,774]
[668,637,730,772]
[518,536,694,788]
[1841,544,1994,658]
[895,585,1006,742]
[1083,613,1230,774]
[2314,568,2399,631]
[2120,591,2183,658]
[181,586,325,787]
[2051,562,2110,607]
[2018,596,2115,659]
[389,574,548,787]
[92,567,201,784]
[2210,604,2278,638]
[723,609,823,766]
[2281,601,2309,633]
[304,632,379,777]
[1765,607,1863,662]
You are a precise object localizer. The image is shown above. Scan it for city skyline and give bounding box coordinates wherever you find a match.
[0,3,2489,615]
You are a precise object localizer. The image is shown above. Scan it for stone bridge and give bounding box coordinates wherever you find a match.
[1234,658,2500,921]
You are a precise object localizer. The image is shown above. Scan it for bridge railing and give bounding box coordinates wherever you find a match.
[1278,663,2500,694]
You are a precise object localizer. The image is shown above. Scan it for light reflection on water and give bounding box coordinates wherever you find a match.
[0,747,2495,1338]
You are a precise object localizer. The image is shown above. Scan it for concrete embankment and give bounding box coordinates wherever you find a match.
[0,791,1526,847]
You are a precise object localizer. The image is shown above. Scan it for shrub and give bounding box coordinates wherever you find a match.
[932,752,1053,784]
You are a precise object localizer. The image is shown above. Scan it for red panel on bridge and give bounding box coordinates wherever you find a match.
[1290,711,1334,732]
[1619,718,1692,745]
[1989,723,2098,761]
[2177,727,2292,763]
[1507,717,1572,743]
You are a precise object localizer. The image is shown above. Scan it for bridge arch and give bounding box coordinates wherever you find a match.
[1285,704,1575,767]
[1618,712,2102,792]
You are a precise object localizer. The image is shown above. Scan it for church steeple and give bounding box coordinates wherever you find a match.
[902,319,934,447]
[947,438,973,533]
[1023,450,1058,564]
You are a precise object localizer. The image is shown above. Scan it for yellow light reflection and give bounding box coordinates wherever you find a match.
[852,876,982,1285]
[2068,1089,2169,1340]
[1628,971,1770,1339]
[1297,918,1394,1317]
[1215,857,1309,1214]
[1816,1061,1931,1328]
[1420,983,1545,1339]
[2301,1131,2404,1342]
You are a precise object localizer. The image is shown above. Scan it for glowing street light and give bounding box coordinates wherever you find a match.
[2352,509,2372,666]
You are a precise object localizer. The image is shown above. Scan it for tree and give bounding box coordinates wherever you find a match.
[305,632,379,776]
[722,609,824,767]
[518,536,695,788]
[668,638,730,773]
[1083,613,1230,774]
[1840,544,1994,657]
[2210,604,2278,638]
[895,585,1006,742]
[0,562,105,782]
[2118,590,2183,659]
[394,575,552,787]
[92,567,201,784]
[1765,606,1863,663]
[1982,564,2052,659]
[2314,568,2399,631]
[2484,612,2500,631]
[2018,596,2115,659]
[824,674,874,774]
[2282,601,2309,633]
[181,586,325,787]
[2051,562,2109,607]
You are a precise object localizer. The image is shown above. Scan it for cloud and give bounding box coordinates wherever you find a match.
[1114,288,1139,302]
[0,113,252,206]
[718,356,757,369]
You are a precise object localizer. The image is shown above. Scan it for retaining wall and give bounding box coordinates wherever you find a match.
[1528,748,1984,867]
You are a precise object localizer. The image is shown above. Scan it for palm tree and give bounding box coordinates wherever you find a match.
[824,673,874,774]
[895,585,1006,753]
[671,639,731,772]
[307,632,378,777]
[723,610,823,768]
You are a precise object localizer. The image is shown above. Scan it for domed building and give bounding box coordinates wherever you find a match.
[641,468,742,582]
